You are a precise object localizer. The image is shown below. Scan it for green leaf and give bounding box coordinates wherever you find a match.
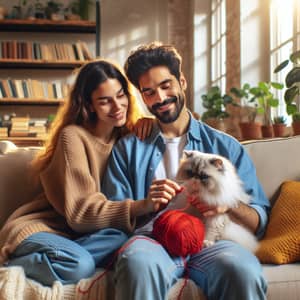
[274,60,289,73]
[258,81,268,92]
[290,50,300,64]
[230,87,243,98]
[243,83,250,90]
[286,67,300,88]
[284,86,299,103]
[292,112,300,121]
[270,82,284,90]
[269,98,279,107]
[257,107,264,114]
[286,104,298,115]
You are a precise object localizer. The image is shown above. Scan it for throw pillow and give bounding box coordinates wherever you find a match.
[256,181,300,264]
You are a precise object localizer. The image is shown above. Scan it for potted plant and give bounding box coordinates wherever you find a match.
[230,82,283,139]
[230,83,262,140]
[45,1,64,20]
[10,0,27,19]
[274,50,300,135]
[250,81,283,138]
[67,0,92,20]
[272,116,287,137]
[292,112,300,135]
[201,86,236,131]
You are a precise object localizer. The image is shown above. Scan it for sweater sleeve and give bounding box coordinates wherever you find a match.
[40,127,136,233]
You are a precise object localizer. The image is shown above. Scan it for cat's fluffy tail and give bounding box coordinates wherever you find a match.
[223,221,258,253]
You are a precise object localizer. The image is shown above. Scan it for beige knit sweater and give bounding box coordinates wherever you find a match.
[0,125,135,264]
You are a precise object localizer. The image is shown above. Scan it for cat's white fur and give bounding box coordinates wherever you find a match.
[175,150,258,252]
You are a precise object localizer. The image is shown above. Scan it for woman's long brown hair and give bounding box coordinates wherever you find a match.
[31,59,143,176]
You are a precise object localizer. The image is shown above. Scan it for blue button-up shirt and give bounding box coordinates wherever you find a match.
[102,115,270,238]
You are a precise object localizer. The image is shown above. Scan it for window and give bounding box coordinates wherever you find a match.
[270,0,300,122]
[211,0,226,91]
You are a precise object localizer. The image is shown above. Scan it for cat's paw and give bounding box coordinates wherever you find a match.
[203,239,215,248]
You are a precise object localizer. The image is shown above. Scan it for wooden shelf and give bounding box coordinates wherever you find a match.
[0,19,96,33]
[0,136,46,147]
[0,59,86,69]
[0,98,64,105]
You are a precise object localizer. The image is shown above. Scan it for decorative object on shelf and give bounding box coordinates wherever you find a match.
[33,0,45,19]
[45,1,64,21]
[272,116,287,137]
[68,0,92,20]
[0,5,7,20]
[274,50,300,135]
[201,85,236,132]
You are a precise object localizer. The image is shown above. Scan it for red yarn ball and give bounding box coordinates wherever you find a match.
[152,210,205,257]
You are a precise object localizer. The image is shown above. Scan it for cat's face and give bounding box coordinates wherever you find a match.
[176,150,229,201]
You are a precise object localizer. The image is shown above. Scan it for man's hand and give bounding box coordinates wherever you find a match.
[146,179,182,212]
[187,195,229,217]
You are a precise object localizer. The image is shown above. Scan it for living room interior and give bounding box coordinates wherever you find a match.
[0,1,300,300]
[0,0,300,145]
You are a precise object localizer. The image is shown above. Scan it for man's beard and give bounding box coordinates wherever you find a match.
[148,92,185,124]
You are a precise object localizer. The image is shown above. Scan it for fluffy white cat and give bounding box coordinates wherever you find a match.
[175,150,258,252]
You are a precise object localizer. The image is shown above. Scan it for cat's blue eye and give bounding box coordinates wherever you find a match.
[186,169,194,177]
[198,172,209,181]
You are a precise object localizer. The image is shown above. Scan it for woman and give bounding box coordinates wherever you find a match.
[0,59,165,286]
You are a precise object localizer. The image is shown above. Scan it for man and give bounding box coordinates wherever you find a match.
[102,42,270,300]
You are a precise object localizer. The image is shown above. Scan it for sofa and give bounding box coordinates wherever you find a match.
[0,136,300,300]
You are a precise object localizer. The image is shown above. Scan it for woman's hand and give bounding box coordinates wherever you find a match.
[132,117,155,140]
[146,179,182,212]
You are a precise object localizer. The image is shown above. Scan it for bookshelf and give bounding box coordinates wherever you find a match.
[0,19,97,146]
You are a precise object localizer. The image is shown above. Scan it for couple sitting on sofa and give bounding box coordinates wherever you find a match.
[0,42,270,300]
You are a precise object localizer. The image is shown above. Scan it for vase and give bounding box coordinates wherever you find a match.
[261,125,274,138]
[273,124,286,137]
[292,121,300,136]
[239,122,262,140]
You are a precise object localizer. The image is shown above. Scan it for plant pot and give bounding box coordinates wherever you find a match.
[292,121,300,136]
[272,124,287,137]
[261,125,274,138]
[205,118,226,132]
[239,122,262,140]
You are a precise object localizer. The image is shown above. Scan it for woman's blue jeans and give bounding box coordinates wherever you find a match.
[114,235,267,300]
[7,229,128,286]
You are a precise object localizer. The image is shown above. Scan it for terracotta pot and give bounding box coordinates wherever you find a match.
[205,118,226,132]
[261,125,274,138]
[292,121,300,136]
[273,124,287,137]
[239,122,262,140]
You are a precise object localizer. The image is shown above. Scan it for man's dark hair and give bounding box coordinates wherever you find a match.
[124,41,182,89]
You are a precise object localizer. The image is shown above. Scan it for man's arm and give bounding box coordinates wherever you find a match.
[228,203,260,233]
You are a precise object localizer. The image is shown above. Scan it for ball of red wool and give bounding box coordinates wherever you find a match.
[152,210,205,257]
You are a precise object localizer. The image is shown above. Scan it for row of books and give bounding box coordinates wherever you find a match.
[1,117,48,138]
[0,79,70,99]
[0,40,93,61]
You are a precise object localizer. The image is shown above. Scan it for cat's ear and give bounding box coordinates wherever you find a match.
[210,158,224,171]
[182,150,193,159]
